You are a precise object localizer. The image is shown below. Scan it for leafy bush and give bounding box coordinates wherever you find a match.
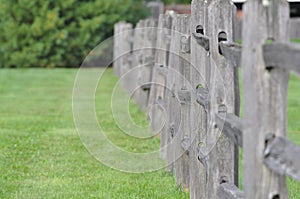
[0,0,149,68]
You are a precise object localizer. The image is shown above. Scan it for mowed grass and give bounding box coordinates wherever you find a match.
[0,68,299,198]
[0,68,188,199]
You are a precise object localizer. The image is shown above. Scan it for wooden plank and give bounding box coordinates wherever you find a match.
[167,14,191,190]
[264,136,300,182]
[215,113,243,148]
[192,32,210,51]
[219,41,242,68]
[289,18,300,39]
[148,14,173,141]
[132,20,146,105]
[195,86,209,111]
[154,14,174,161]
[113,22,124,76]
[190,1,211,198]
[135,18,157,111]
[263,42,300,75]
[206,1,237,198]
[218,182,244,199]
[165,15,179,174]
[241,1,290,198]
[119,23,133,91]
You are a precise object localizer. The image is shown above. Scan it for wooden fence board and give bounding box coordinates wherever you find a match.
[241,1,289,198]
[171,14,191,190]
[135,18,158,111]
[165,16,179,174]
[190,0,211,198]
[206,1,237,198]
[132,20,146,105]
[148,14,173,141]
[119,23,133,91]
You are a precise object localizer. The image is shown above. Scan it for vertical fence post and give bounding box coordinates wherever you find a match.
[132,20,146,104]
[136,18,158,111]
[145,15,174,158]
[172,14,191,190]
[190,0,211,198]
[165,15,180,174]
[120,23,133,91]
[148,14,173,136]
[242,0,289,198]
[205,1,237,198]
[113,22,122,76]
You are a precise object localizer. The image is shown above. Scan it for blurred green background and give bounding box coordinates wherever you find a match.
[0,0,190,68]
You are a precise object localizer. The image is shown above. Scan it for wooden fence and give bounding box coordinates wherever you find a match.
[113,0,300,198]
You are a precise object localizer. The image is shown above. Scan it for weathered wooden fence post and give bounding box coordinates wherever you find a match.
[289,18,300,39]
[119,23,133,91]
[113,22,122,76]
[242,0,290,198]
[190,0,211,198]
[172,14,191,190]
[135,18,158,111]
[132,20,146,104]
[147,14,173,142]
[205,1,238,198]
[165,14,180,174]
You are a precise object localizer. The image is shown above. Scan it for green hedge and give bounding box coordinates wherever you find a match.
[0,0,149,68]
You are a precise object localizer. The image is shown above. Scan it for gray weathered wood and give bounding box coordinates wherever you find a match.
[170,14,191,190]
[264,136,300,183]
[215,113,243,148]
[206,1,237,198]
[241,0,290,198]
[289,18,300,39]
[135,18,157,111]
[132,20,146,104]
[192,32,210,51]
[195,86,209,111]
[218,182,244,199]
[119,23,134,91]
[190,0,211,198]
[235,18,300,41]
[148,14,173,142]
[165,15,180,174]
[263,42,300,75]
[219,41,242,68]
[113,22,124,76]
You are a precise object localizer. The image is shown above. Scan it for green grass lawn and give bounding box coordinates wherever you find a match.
[0,68,299,198]
[0,68,188,199]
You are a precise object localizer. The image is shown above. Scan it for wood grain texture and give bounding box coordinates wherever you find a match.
[289,18,300,39]
[219,41,241,68]
[263,42,300,75]
[135,18,157,111]
[147,14,173,144]
[218,182,244,199]
[165,15,179,174]
[132,20,146,105]
[215,113,243,148]
[167,14,191,190]
[241,0,289,198]
[190,0,211,198]
[264,136,300,183]
[119,23,133,92]
[206,1,237,198]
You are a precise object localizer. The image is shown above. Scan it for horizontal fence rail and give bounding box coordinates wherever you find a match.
[113,0,300,198]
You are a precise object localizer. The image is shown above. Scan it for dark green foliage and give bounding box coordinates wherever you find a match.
[0,0,149,68]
